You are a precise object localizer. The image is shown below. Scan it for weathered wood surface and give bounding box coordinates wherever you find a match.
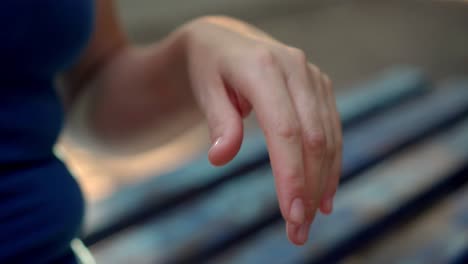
[83,67,427,245]
[343,184,468,264]
[337,67,428,128]
[341,80,468,178]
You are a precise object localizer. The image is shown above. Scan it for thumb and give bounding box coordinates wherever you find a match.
[199,78,244,166]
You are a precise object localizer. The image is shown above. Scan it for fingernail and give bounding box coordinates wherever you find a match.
[322,198,333,215]
[209,137,222,152]
[289,198,305,225]
[297,223,310,245]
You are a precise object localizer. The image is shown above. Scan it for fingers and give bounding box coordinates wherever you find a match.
[277,49,339,245]
[278,50,326,244]
[319,74,343,214]
[221,49,310,245]
[219,46,341,246]
[305,65,335,216]
[297,63,341,216]
[274,48,341,240]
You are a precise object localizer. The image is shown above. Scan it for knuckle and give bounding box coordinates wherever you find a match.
[303,130,326,154]
[305,197,318,209]
[289,47,308,65]
[251,46,276,68]
[321,73,333,88]
[282,168,303,183]
[276,122,302,143]
[277,166,304,190]
[323,73,332,86]
[308,63,321,77]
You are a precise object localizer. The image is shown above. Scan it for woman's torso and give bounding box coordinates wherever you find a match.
[0,1,94,262]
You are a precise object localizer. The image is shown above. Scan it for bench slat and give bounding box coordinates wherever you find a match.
[342,80,468,179]
[337,66,428,128]
[342,184,468,264]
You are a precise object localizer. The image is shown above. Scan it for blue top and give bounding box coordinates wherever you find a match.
[0,1,94,263]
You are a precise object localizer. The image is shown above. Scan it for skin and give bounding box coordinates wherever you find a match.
[64,0,342,246]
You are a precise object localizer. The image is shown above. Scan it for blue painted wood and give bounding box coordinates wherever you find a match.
[337,66,428,128]
[209,118,468,264]
[342,184,468,264]
[452,249,468,264]
[342,79,468,179]
[83,133,269,243]
[83,66,428,245]
[90,81,468,263]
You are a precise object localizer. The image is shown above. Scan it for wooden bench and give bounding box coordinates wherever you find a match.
[80,66,468,264]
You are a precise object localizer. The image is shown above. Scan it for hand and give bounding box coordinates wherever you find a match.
[181,16,343,245]
[65,5,341,245]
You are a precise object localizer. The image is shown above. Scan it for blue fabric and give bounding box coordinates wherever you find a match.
[0,1,94,263]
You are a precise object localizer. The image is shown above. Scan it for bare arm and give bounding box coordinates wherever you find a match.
[63,0,198,148]
[63,0,342,246]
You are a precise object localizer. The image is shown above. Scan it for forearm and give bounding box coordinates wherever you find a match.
[64,1,201,148]
[86,34,202,146]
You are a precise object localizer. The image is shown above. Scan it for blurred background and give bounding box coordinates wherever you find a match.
[58,0,468,263]
[63,0,468,202]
